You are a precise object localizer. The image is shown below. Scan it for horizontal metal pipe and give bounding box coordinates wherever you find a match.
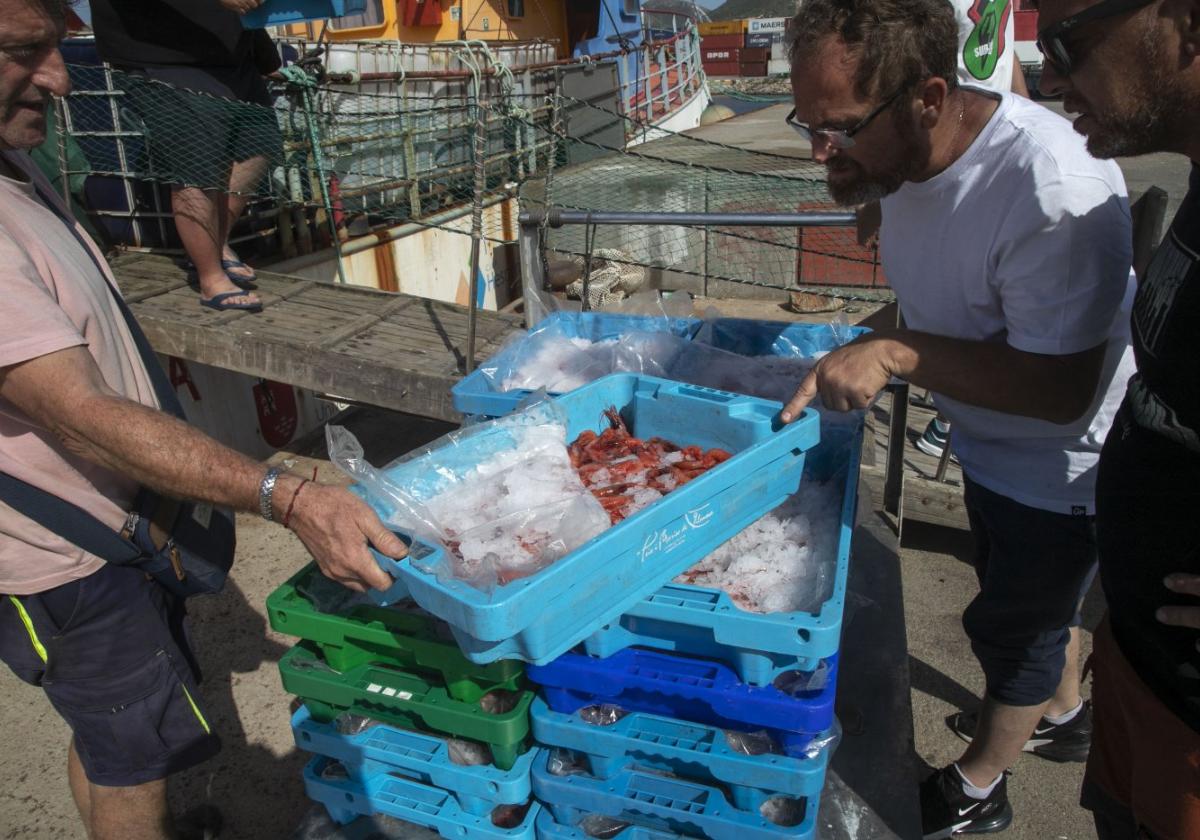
[519,209,857,228]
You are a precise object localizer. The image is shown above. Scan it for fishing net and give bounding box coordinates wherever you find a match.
[53,29,885,297]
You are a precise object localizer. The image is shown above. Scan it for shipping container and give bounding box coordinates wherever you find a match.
[700,61,740,77]
[739,47,769,62]
[747,16,788,34]
[739,62,767,77]
[744,32,774,49]
[700,33,744,49]
[702,47,742,62]
[698,19,746,35]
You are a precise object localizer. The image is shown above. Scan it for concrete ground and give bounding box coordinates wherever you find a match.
[1,97,1193,840]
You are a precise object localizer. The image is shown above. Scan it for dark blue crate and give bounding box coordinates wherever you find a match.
[291,705,536,817]
[530,751,817,839]
[451,312,702,418]
[526,649,837,758]
[529,696,829,811]
[303,755,539,838]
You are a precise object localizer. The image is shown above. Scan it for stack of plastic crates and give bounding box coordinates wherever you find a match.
[447,314,865,839]
[268,565,542,837]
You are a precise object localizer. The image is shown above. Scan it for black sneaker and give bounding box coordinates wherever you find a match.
[946,701,1092,763]
[920,765,1013,838]
[915,418,958,462]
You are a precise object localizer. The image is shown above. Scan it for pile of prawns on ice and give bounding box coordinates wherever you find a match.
[569,407,732,524]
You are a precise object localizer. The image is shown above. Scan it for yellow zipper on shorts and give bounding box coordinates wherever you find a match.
[179,682,211,735]
[8,596,47,663]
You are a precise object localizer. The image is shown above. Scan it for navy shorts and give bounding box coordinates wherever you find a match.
[118,60,282,191]
[962,476,1098,706]
[0,563,221,786]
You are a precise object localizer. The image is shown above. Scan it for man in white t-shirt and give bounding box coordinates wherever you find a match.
[782,0,1134,836]
[909,0,1031,462]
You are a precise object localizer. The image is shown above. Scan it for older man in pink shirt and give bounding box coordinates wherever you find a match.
[0,2,406,837]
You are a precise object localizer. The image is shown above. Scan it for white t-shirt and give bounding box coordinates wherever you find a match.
[880,92,1137,515]
[951,0,1017,92]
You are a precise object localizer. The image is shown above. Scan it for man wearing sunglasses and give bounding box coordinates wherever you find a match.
[1037,0,1200,837]
[781,0,1137,836]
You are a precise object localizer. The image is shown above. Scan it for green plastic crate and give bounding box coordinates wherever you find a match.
[267,564,524,704]
[278,642,533,771]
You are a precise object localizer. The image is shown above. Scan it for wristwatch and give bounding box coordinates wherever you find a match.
[259,466,285,521]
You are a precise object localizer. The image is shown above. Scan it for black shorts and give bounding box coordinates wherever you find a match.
[961,475,1098,706]
[0,563,221,786]
[117,60,282,190]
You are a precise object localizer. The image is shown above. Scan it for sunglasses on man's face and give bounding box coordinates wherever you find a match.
[1037,0,1156,76]
[785,88,905,150]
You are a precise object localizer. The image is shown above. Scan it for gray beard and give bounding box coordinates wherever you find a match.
[1085,99,1180,159]
[1086,26,1191,159]
[827,175,901,206]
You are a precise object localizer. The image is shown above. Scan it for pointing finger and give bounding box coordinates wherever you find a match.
[781,369,819,424]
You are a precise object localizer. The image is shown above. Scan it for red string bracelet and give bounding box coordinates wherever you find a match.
[282,468,320,529]
[282,479,309,529]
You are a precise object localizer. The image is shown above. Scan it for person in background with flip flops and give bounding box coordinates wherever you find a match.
[90,0,276,313]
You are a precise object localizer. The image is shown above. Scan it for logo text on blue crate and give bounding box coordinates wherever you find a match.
[639,504,714,561]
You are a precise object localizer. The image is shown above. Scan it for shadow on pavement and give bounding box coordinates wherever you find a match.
[168,578,309,839]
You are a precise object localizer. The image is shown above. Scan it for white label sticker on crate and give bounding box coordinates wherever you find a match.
[367,683,383,693]
[382,687,397,697]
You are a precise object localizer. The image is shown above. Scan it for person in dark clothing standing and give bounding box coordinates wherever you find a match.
[1037,0,1200,837]
[90,0,277,312]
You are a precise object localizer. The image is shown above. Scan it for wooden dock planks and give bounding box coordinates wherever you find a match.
[111,252,523,423]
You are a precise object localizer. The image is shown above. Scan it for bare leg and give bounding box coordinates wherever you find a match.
[67,740,92,830]
[957,698,1050,786]
[69,739,175,840]
[219,155,268,281]
[172,186,258,306]
[89,777,176,840]
[1046,626,1083,717]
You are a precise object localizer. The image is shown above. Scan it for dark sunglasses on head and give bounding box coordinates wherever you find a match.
[785,88,905,149]
[1037,0,1157,76]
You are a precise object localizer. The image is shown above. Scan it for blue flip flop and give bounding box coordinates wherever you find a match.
[221,257,258,284]
[200,290,263,312]
[182,259,257,289]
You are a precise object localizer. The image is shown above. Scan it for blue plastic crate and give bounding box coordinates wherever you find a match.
[450,312,701,418]
[697,317,867,358]
[530,750,816,839]
[242,0,366,27]
[535,810,678,840]
[303,755,539,838]
[291,706,536,817]
[364,374,820,665]
[529,696,828,811]
[527,648,837,758]
[581,422,862,684]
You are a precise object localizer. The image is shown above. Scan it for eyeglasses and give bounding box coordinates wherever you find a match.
[785,88,905,150]
[1037,0,1156,76]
